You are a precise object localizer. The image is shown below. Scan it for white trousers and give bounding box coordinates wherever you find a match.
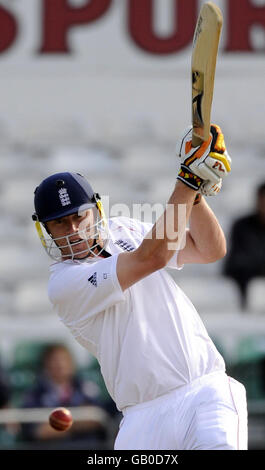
[114,371,248,450]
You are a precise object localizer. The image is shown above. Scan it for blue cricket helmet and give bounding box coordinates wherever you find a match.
[32,172,109,261]
[32,172,98,223]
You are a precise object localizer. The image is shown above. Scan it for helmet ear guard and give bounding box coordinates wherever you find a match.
[92,193,107,229]
[32,213,52,247]
[34,219,48,250]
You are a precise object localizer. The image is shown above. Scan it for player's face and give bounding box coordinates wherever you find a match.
[46,209,102,259]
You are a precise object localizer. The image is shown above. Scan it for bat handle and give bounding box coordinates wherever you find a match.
[192,134,204,147]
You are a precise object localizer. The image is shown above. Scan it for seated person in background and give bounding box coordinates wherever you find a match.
[0,362,20,446]
[21,343,109,448]
[223,182,265,308]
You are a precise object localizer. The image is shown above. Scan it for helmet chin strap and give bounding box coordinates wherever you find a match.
[92,198,111,258]
[92,241,111,258]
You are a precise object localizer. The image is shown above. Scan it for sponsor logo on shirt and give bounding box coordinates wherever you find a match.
[88,272,97,287]
[115,239,134,252]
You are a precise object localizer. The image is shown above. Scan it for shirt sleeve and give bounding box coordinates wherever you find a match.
[48,254,126,327]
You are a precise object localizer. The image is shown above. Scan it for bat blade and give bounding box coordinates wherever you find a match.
[192,2,223,147]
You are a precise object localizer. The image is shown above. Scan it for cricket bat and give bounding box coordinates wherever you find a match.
[191,2,223,147]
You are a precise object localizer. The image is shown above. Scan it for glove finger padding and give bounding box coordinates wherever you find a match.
[200,179,222,196]
[210,124,226,153]
[205,148,231,174]
[204,124,232,178]
[176,126,211,190]
[190,159,221,184]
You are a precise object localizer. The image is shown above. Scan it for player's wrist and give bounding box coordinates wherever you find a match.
[177,165,203,191]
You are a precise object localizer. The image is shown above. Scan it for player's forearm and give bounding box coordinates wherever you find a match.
[189,197,226,262]
[117,182,196,290]
[138,181,196,267]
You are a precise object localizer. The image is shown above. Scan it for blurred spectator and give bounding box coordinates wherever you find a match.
[223,182,265,308]
[0,361,20,447]
[261,356,265,394]
[20,343,109,449]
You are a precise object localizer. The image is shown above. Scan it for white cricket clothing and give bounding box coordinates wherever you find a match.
[48,216,226,412]
[114,371,248,450]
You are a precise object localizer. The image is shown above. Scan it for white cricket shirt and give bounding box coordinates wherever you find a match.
[48,217,225,411]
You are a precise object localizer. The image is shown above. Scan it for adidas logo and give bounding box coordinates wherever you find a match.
[88,272,97,287]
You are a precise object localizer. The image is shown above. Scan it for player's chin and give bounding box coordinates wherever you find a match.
[73,251,90,260]
[72,243,91,259]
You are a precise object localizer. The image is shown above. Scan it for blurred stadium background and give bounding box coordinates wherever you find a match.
[0,0,264,450]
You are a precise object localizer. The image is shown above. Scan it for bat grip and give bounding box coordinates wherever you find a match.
[192,134,204,147]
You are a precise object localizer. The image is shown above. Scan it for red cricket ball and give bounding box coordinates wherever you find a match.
[49,407,73,432]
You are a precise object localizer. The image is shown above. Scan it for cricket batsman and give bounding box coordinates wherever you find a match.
[32,125,248,450]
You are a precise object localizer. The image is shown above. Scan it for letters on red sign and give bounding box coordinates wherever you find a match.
[0,0,264,55]
[226,0,265,52]
[39,0,112,53]
[0,6,17,54]
[128,0,197,54]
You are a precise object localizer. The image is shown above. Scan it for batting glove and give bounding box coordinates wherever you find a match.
[176,124,231,191]
[193,180,222,206]
[201,179,222,196]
